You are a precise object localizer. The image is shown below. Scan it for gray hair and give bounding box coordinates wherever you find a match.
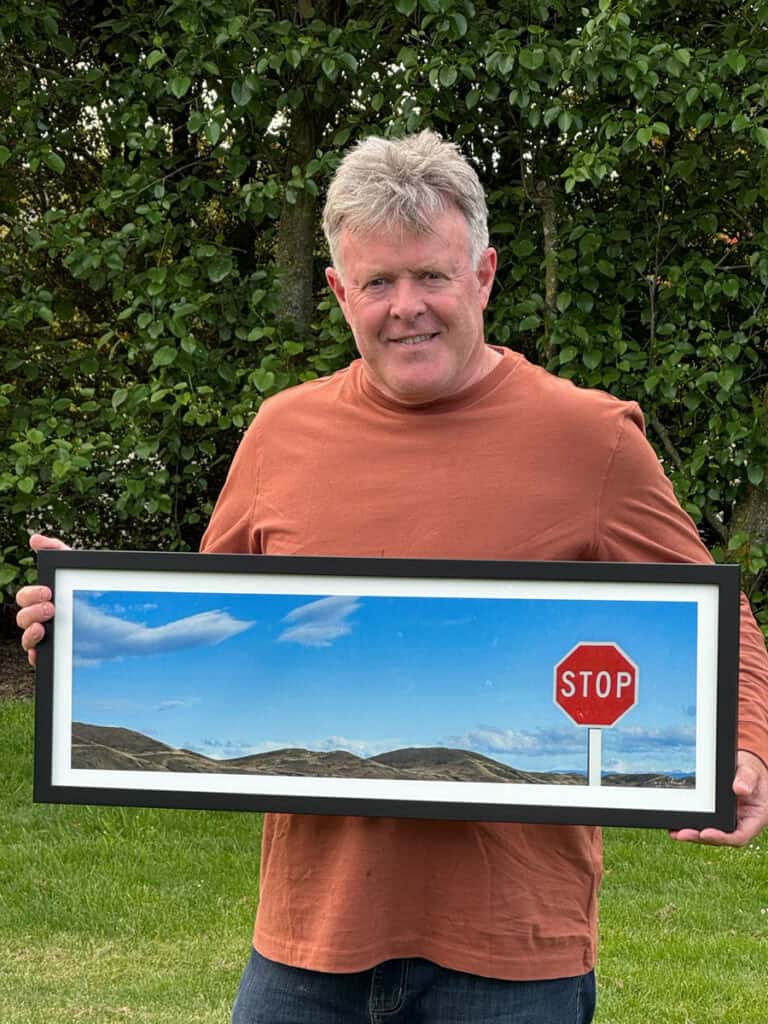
[322,130,489,272]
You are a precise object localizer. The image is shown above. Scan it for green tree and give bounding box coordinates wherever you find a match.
[2,0,768,633]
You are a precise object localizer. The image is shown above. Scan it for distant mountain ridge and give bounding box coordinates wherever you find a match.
[71,722,694,788]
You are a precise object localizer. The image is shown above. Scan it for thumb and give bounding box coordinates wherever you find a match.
[733,759,760,797]
[29,533,70,552]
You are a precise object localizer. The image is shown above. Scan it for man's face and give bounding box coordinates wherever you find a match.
[325,206,497,405]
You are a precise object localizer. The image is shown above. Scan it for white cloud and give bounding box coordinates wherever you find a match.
[318,735,400,758]
[73,599,255,665]
[445,722,695,774]
[277,596,360,647]
[446,725,585,757]
[183,734,399,761]
[609,724,695,753]
[88,696,202,714]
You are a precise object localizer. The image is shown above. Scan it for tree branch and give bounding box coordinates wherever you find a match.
[649,413,727,543]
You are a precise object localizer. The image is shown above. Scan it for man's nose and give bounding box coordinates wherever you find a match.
[389,277,427,319]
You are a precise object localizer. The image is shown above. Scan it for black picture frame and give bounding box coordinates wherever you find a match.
[34,550,740,830]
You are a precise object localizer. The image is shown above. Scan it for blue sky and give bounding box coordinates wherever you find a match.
[71,589,698,774]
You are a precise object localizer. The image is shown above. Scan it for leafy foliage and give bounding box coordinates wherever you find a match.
[2,0,768,629]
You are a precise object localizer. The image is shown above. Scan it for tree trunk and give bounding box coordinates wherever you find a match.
[274,111,320,332]
[528,175,559,363]
[729,484,768,596]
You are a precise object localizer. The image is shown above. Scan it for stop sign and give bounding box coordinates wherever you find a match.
[554,642,638,727]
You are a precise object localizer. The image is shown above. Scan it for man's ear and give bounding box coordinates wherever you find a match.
[325,266,347,309]
[477,248,497,310]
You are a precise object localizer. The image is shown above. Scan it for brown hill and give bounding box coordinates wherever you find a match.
[71,722,693,788]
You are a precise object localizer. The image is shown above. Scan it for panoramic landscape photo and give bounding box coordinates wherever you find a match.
[69,588,699,788]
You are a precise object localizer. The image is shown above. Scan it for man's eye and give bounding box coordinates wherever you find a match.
[365,278,386,289]
[421,271,443,281]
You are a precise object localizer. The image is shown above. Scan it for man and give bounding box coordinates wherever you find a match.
[17,131,768,1024]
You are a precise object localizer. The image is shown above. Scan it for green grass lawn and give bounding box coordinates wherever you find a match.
[2,698,766,1023]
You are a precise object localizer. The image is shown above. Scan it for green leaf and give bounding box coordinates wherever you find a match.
[754,126,768,149]
[722,277,739,298]
[205,121,221,146]
[466,88,480,110]
[43,151,65,174]
[597,259,615,278]
[152,346,177,368]
[250,368,275,392]
[718,367,737,390]
[731,113,750,132]
[726,52,746,75]
[696,112,713,131]
[583,350,602,369]
[556,291,572,313]
[52,459,70,479]
[169,75,192,98]
[748,465,765,486]
[637,126,653,145]
[558,111,573,133]
[511,239,535,257]
[0,145,11,166]
[439,65,457,88]
[231,80,253,106]
[112,389,128,409]
[519,48,545,70]
[207,256,233,283]
[452,12,468,35]
[321,58,336,79]
[146,49,165,69]
[0,565,18,586]
[652,121,670,137]
[17,477,35,494]
[559,345,578,365]
[395,0,417,13]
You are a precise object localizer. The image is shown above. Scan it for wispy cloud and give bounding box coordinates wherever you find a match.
[317,735,400,758]
[73,599,255,665]
[277,596,360,647]
[446,725,586,758]
[445,723,696,760]
[88,696,202,714]
[609,724,695,752]
[183,733,399,761]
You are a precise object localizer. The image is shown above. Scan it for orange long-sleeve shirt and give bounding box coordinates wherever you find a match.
[201,347,768,980]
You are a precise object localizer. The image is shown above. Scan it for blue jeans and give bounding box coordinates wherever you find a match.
[231,949,596,1024]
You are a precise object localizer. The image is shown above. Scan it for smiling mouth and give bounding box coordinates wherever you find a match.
[390,332,439,345]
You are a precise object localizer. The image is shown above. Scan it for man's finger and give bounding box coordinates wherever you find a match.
[16,600,54,632]
[29,533,69,552]
[16,585,52,609]
[21,622,45,653]
[732,764,759,796]
[670,823,758,847]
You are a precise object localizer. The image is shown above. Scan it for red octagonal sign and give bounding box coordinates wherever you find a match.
[554,642,638,727]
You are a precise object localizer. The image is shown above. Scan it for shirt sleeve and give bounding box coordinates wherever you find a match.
[199,416,263,555]
[595,404,768,765]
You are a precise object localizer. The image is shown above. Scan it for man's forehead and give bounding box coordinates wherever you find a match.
[339,217,471,278]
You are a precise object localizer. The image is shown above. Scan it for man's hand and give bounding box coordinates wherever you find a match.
[670,749,768,847]
[15,534,70,667]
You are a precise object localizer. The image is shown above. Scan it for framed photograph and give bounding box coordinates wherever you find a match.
[34,550,740,830]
